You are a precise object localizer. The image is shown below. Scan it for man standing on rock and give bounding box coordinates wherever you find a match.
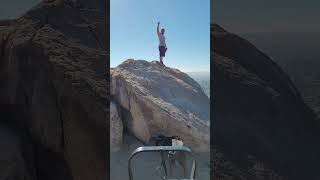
[157,21,167,65]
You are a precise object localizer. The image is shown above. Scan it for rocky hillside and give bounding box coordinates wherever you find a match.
[212,24,320,179]
[110,59,210,152]
[0,0,108,180]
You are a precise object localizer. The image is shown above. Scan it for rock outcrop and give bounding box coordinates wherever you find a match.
[0,0,108,180]
[111,59,210,152]
[212,24,320,179]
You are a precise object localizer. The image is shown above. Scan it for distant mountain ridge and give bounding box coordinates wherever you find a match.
[187,71,210,97]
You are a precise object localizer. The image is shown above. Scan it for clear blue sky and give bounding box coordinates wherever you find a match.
[111,0,210,72]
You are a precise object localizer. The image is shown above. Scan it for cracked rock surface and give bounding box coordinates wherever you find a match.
[111,59,210,152]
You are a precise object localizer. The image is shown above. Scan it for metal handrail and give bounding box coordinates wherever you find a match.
[128,146,196,180]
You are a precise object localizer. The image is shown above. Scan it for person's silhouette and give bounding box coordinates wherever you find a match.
[157,22,167,65]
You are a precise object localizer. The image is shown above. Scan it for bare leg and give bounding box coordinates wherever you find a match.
[160,56,163,64]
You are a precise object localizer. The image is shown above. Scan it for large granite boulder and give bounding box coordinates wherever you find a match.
[111,59,210,152]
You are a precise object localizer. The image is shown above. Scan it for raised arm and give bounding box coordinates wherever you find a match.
[157,21,160,36]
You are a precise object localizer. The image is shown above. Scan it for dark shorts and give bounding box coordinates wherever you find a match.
[159,46,167,57]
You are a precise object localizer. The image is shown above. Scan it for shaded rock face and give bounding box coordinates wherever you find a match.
[0,124,32,180]
[111,60,210,152]
[110,101,123,152]
[212,145,285,180]
[0,1,108,180]
[211,24,320,179]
